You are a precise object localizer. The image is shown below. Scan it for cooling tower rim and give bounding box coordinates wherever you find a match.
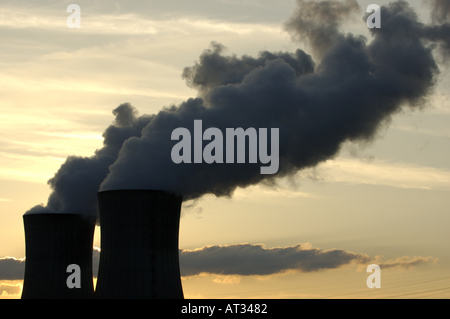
[97,189,183,198]
[23,212,86,218]
[22,212,97,224]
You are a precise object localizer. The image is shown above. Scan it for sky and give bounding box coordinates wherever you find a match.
[1,0,450,299]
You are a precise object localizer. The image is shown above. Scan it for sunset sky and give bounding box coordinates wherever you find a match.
[1,0,450,299]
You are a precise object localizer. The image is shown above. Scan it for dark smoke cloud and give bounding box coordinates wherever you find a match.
[99,0,449,201]
[428,0,450,24]
[371,1,450,61]
[424,0,450,59]
[25,103,153,221]
[285,0,361,58]
[182,41,315,96]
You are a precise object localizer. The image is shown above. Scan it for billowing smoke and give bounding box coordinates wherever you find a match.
[27,0,450,217]
[99,0,449,199]
[428,0,450,24]
[284,0,361,58]
[424,0,450,58]
[25,103,153,220]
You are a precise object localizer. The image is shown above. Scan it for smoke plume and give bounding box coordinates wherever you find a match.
[27,0,450,217]
[428,0,450,24]
[285,0,361,58]
[25,103,153,220]
[99,0,448,198]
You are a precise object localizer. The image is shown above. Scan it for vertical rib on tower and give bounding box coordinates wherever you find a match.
[21,213,96,299]
[95,190,184,299]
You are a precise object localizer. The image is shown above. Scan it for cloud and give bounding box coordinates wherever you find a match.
[93,247,100,278]
[179,244,435,278]
[0,258,25,281]
[232,184,323,202]
[0,7,280,36]
[212,275,241,284]
[0,244,434,281]
[301,157,450,190]
[378,256,435,269]
[0,282,22,297]
[0,250,100,282]
[179,243,372,277]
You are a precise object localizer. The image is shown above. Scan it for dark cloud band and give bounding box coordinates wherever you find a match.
[0,244,433,280]
[179,243,371,276]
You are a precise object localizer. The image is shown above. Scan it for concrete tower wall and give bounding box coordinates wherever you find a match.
[95,189,184,299]
[21,213,96,299]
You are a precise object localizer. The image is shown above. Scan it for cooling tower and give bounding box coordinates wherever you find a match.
[21,213,96,299]
[95,189,184,299]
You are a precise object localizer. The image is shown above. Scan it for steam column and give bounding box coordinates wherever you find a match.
[95,190,184,299]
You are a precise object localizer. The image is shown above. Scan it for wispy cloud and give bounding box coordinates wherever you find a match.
[392,124,450,137]
[0,282,22,298]
[377,256,436,270]
[0,8,280,36]
[34,132,103,140]
[233,184,323,201]
[302,157,450,191]
[0,153,62,184]
[420,94,450,115]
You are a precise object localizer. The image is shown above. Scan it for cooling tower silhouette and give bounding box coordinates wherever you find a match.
[21,213,96,299]
[95,189,184,299]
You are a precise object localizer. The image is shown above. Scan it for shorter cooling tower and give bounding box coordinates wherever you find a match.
[22,213,96,299]
[95,189,184,299]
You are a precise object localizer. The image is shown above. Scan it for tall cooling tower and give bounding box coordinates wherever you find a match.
[21,213,96,299]
[95,189,184,299]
